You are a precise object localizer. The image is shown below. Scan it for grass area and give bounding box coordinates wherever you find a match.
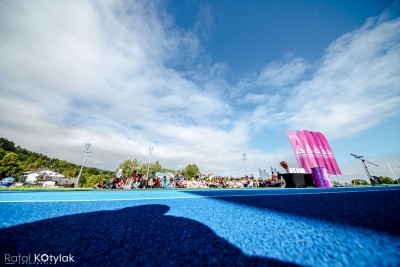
[0,186,283,191]
[0,186,95,191]
[1,184,398,192]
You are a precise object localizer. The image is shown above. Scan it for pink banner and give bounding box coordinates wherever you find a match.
[311,132,336,175]
[296,130,318,168]
[303,130,326,169]
[316,132,342,175]
[286,132,312,173]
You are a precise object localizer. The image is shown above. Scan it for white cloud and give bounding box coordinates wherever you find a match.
[0,0,399,179]
[0,0,247,176]
[285,15,400,137]
[257,58,311,88]
[247,11,400,139]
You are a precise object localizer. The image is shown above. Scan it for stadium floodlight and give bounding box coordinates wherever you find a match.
[75,143,92,188]
[351,154,378,184]
[242,153,247,176]
[146,147,154,179]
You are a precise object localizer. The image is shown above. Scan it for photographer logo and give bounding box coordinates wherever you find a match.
[4,253,74,265]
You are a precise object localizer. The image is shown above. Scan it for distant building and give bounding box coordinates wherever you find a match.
[20,169,77,187]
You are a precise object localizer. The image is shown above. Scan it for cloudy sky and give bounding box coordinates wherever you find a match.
[1,0,399,181]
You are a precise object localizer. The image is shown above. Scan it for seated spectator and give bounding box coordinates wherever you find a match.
[148,178,155,188]
[106,178,117,189]
[167,178,175,189]
[124,178,134,189]
[94,179,107,189]
[153,177,161,188]
[139,176,147,189]
[132,178,140,189]
[247,179,254,188]
[253,178,258,186]
[198,179,208,189]
[161,176,168,188]
[220,178,227,188]
[242,177,249,187]
[181,178,187,187]
[115,178,124,189]
[235,180,243,188]
[208,179,217,188]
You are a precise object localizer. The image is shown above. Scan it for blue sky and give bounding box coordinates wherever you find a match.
[0,0,399,181]
[169,0,394,72]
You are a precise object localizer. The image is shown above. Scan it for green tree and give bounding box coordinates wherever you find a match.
[0,138,16,151]
[78,173,88,187]
[64,168,79,178]
[0,148,6,159]
[87,167,100,176]
[120,159,134,178]
[182,164,200,178]
[351,179,369,185]
[139,164,147,176]
[0,152,20,178]
[119,158,147,178]
[378,176,394,184]
[0,137,115,184]
[150,160,162,175]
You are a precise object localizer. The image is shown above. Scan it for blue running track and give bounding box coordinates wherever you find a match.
[1,186,399,266]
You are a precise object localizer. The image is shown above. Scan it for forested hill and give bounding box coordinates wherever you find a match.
[0,137,114,187]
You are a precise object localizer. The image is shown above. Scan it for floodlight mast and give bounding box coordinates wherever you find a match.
[146,147,154,179]
[75,143,92,188]
[351,154,379,183]
[242,153,247,176]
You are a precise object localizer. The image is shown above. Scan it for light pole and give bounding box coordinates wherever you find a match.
[388,162,399,184]
[351,154,378,185]
[242,153,247,176]
[146,147,154,179]
[75,143,92,188]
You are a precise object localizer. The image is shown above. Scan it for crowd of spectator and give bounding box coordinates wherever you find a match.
[94,171,285,189]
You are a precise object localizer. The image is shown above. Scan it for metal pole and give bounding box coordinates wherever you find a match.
[388,162,399,184]
[242,153,247,176]
[75,143,92,188]
[361,159,372,181]
[146,147,153,179]
[351,154,378,185]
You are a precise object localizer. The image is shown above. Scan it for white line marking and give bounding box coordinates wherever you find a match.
[0,188,398,203]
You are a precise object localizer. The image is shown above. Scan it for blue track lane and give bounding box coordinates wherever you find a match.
[1,186,399,266]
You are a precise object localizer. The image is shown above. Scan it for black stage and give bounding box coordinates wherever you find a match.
[282,173,314,188]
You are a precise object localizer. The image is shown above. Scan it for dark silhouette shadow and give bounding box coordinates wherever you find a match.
[0,205,298,267]
[186,189,400,236]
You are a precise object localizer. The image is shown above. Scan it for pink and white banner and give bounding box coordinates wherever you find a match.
[310,131,336,175]
[285,130,342,175]
[286,132,312,173]
[303,130,326,169]
[316,132,342,175]
[296,130,318,168]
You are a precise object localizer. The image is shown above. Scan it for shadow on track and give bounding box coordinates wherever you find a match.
[187,189,400,236]
[0,204,298,267]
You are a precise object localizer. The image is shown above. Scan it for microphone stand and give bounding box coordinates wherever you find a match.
[351,154,379,185]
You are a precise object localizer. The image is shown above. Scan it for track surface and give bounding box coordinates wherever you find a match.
[1,186,399,266]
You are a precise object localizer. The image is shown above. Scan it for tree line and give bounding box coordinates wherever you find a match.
[351,177,398,185]
[0,138,200,188]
